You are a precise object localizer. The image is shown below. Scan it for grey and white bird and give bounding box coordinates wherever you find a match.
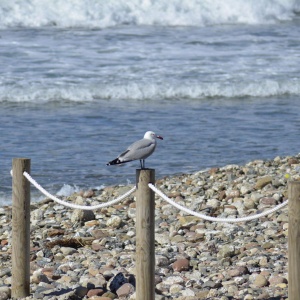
[107,131,163,169]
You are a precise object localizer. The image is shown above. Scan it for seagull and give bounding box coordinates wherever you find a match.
[107,131,163,169]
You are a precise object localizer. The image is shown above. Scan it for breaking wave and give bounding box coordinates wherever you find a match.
[0,0,299,29]
[1,79,299,103]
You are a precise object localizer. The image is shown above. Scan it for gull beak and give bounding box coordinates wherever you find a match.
[156,135,163,140]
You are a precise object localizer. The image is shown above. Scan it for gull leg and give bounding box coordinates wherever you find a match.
[140,159,145,169]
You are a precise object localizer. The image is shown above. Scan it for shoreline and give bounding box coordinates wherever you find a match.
[1,154,298,299]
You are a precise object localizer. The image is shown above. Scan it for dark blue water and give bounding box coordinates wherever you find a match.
[2,96,300,205]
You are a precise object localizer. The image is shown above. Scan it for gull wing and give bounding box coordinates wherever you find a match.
[119,138,156,162]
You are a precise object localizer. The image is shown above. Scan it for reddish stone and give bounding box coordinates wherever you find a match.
[260,197,276,206]
[172,258,190,272]
[86,288,104,298]
[42,267,55,277]
[209,167,219,174]
[167,191,182,198]
[116,283,135,297]
[42,267,61,280]
[288,158,299,165]
[269,276,288,286]
[228,266,249,277]
[1,239,8,246]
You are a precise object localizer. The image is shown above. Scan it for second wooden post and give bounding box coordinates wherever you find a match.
[288,180,300,300]
[136,169,155,300]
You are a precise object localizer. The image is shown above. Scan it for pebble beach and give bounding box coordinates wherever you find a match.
[1,154,299,300]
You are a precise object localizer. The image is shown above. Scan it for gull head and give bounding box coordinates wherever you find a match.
[144,131,163,140]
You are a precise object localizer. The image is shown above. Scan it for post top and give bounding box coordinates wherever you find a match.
[13,158,31,161]
[288,180,300,185]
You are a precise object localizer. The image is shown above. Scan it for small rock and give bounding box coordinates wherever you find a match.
[83,189,95,198]
[217,245,235,258]
[260,197,276,206]
[197,290,210,299]
[240,185,251,195]
[277,213,289,222]
[244,198,255,209]
[156,255,169,267]
[71,209,95,224]
[170,284,183,294]
[276,283,287,288]
[60,247,78,255]
[127,208,136,219]
[172,258,190,272]
[228,266,249,277]
[202,280,218,288]
[259,256,268,266]
[87,288,105,298]
[167,191,182,198]
[207,198,221,208]
[85,220,99,227]
[75,286,88,297]
[116,283,135,297]
[0,286,11,300]
[262,242,273,249]
[253,274,268,287]
[269,275,288,286]
[102,291,118,299]
[106,215,122,228]
[255,176,273,190]
[178,216,199,227]
[155,233,170,245]
[163,276,184,285]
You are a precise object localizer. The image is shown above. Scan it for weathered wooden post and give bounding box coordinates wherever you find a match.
[288,181,300,300]
[12,158,31,299]
[136,169,155,300]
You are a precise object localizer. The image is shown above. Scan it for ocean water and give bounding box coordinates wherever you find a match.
[1,0,300,205]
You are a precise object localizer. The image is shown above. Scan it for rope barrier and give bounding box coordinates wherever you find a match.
[148,183,288,223]
[22,171,136,210]
[11,170,288,221]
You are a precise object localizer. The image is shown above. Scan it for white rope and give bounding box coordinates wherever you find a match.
[22,171,136,210]
[11,170,288,219]
[149,183,288,223]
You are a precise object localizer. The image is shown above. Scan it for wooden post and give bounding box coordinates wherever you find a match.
[136,169,155,300]
[12,158,31,299]
[288,181,300,300]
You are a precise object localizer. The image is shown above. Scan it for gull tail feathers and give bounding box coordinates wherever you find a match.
[107,158,131,166]
[107,158,121,166]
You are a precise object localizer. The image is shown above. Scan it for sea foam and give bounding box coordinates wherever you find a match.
[0,79,299,103]
[0,0,299,29]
